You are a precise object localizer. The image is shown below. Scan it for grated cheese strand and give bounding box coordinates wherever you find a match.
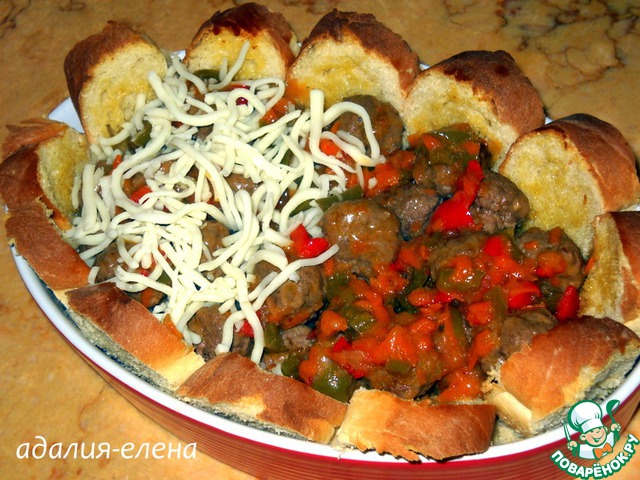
[68,46,382,365]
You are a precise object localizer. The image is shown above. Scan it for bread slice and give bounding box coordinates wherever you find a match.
[499,114,640,256]
[0,118,87,225]
[5,202,90,290]
[402,50,545,168]
[66,282,204,390]
[177,352,347,444]
[285,10,420,111]
[334,389,495,462]
[483,316,640,436]
[184,3,298,80]
[580,211,640,334]
[64,21,168,144]
[0,119,90,290]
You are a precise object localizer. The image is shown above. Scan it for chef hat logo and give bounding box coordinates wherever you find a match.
[567,400,604,434]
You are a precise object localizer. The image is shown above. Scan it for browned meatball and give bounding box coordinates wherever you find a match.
[200,220,230,257]
[470,170,530,234]
[412,150,464,196]
[254,262,325,329]
[480,308,558,372]
[374,183,440,239]
[331,95,404,156]
[188,306,252,361]
[226,172,257,194]
[93,241,120,283]
[320,199,401,278]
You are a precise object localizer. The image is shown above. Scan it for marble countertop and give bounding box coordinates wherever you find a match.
[1,1,638,478]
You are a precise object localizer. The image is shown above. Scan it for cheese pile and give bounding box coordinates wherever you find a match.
[67,45,383,363]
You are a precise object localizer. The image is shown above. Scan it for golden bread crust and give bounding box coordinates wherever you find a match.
[499,114,640,256]
[5,202,90,290]
[64,21,167,143]
[66,282,203,386]
[580,212,640,333]
[184,2,297,79]
[495,317,640,426]
[178,352,347,444]
[402,50,545,167]
[285,9,419,110]
[537,114,640,211]
[335,389,495,461]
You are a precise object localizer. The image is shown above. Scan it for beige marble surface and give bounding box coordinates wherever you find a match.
[1,1,639,479]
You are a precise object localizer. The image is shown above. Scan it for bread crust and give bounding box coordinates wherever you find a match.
[184,2,297,79]
[335,389,495,461]
[178,352,347,444]
[0,119,69,210]
[402,50,545,167]
[535,114,640,211]
[486,316,640,434]
[580,211,640,332]
[5,202,90,290]
[285,9,419,110]
[64,21,167,143]
[66,282,203,387]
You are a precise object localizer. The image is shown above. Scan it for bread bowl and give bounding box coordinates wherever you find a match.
[1,0,640,472]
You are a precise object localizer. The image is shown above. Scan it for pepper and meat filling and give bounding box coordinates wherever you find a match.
[79,58,584,405]
[213,112,585,404]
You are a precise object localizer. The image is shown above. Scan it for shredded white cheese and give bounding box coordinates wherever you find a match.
[67,44,383,363]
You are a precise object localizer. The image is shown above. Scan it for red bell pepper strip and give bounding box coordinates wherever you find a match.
[290,224,330,259]
[555,285,580,321]
[129,185,152,204]
[428,160,484,232]
[507,281,542,310]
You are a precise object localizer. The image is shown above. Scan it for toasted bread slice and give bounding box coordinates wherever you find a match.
[499,114,640,256]
[580,211,640,334]
[5,202,90,290]
[402,50,544,168]
[0,118,87,223]
[177,352,347,444]
[334,389,495,462]
[184,3,298,80]
[0,119,90,290]
[66,282,204,390]
[64,21,168,144]
[483,316,640,436]
[285,10,419,111]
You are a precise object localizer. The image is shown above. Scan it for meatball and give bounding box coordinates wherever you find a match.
[412,149,464,196]
[200,220,230,258]
[470,170,530,234]
[93,241,120,283]
[516,227,585,309]
[188,306,252,361]
[480,308,558,372]
[320,199,401,278]
[254,262,325,329]
[331,95,404,156]
[427,231,489,276]
[374,183,440,239]
[226,173,257,194]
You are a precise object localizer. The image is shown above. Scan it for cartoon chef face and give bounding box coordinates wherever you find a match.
[581,425,608,447]
[568,400,608,443]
